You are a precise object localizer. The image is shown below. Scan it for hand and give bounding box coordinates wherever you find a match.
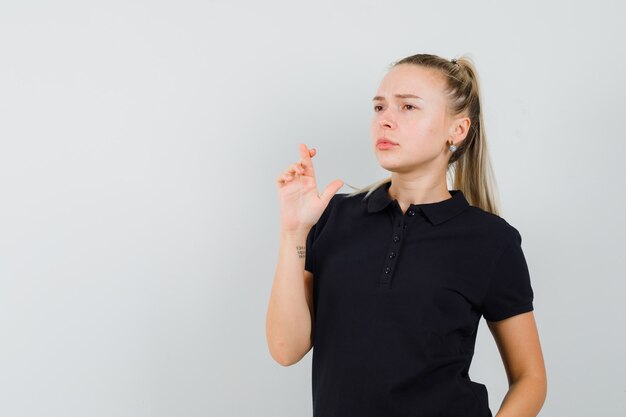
[276,143,344,233]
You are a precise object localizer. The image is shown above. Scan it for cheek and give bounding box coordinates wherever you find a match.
[407,123,437,144]
[415,120,444,145]
[417,118,438,134]
[404,124,444,154]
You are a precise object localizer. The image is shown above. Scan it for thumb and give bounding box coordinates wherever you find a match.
[318,179,344,205]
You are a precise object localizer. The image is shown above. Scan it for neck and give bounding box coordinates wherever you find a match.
[387,174,452,213]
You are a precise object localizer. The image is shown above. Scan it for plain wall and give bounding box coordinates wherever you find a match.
[1,0,624,416]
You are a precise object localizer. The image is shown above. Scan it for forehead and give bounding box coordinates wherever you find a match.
[376,64,446,101]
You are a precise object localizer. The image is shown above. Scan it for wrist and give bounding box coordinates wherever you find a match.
[279,226,311,240]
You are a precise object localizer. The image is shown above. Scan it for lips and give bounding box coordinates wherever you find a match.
[377,138,398,145]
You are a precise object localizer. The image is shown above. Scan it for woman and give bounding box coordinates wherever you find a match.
[266,53,547,417]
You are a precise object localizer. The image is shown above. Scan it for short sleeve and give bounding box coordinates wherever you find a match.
[304,223,316,274]
[481,230,535,321]
[302,193,343,275]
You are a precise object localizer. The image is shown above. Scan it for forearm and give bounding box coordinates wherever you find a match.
[495,375,547,417]
[265,228,313,366]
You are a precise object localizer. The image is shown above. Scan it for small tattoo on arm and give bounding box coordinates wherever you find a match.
[296,245,306,258]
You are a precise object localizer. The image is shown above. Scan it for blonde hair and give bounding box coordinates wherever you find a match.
[344,53,501,217]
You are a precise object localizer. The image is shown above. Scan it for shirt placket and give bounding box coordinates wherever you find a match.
[378,204,417,288]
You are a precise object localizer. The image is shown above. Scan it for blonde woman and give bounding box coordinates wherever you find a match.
[266,53,547,417]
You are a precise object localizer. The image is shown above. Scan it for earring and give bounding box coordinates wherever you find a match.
[449,142,457,152]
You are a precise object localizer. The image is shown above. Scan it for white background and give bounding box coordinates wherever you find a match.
[1,0,625,416]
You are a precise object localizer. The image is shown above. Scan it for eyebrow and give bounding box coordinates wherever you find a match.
[372,94,424,102]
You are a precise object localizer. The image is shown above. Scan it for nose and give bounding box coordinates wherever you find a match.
[376,108,396,129]
[379,117,396,129]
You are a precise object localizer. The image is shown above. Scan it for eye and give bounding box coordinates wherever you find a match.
[373,104,418,112]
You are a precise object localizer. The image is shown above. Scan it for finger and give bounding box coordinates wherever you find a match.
[299,143,310,161]
[318,179,344,204]
[300,145,316,175]
[288,162,305,175]
[300,143,317,165]
[283,165,297,177]
[277,171,295,183]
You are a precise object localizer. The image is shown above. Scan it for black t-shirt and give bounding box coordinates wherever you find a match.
[305,181,534,417]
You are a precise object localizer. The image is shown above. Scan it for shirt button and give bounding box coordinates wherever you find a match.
[403,224,408,229]
[393,235,400,242]
[407,210,415,216]
[389,251,396,259]
[384,267,391,274]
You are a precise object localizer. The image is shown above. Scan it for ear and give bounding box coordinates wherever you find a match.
[450,116,471,144]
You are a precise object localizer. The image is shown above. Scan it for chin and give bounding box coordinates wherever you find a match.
[376,158,402,172]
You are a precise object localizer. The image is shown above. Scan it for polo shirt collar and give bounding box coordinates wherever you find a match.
[366,181,469,225]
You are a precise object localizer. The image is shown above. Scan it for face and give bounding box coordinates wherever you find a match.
[371,64,465,174]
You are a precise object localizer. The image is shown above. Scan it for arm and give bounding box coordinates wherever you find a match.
[265,228,315,366]
[487,311,547,417]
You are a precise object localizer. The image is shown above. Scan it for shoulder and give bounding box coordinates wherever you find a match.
[464,205,524,247]
[310,192,352,231]
[311,191,365,233]
[322,190,374,220]
[325,192,361,214]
